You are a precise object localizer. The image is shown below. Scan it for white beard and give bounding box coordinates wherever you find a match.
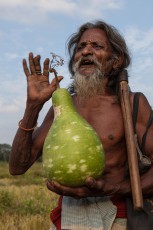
[72,57,114,98]
[73,68,106,98]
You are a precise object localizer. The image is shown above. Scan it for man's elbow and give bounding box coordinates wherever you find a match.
[9,164,27,176]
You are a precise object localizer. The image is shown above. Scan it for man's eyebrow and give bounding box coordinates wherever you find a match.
[77,41,87,46]
[78,40,107,46]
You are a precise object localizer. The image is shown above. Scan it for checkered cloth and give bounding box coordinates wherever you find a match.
[58,196,117,230]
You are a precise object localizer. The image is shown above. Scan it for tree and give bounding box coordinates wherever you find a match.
[0,144,11,162]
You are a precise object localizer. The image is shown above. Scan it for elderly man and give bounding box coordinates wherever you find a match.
[9,21,153,230]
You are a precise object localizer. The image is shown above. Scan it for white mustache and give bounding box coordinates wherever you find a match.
[73,56,101,72]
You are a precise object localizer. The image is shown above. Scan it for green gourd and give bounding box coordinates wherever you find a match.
[42,88,105,187]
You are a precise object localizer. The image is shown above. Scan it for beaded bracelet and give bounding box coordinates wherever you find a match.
[18,120,38,131]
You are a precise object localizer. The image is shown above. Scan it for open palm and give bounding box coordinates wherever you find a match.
[23,52,63,105]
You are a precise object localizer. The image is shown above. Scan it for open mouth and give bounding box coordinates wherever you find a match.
[80,59,95,68]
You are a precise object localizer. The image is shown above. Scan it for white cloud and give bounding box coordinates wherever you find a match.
[76,0,123,19]
[0,77,26,93]
[124,26,153,107]
[0,0,76,11]
[130,79,153,106]
[0,99,25,113]
[125,26,153,77]
[125,27,153,54]
[4,52,19,60]
[0,77,26,144]
[0,0,124,24]
[0,0,76,25]
[0,78,26,112]
[131,57,153,76]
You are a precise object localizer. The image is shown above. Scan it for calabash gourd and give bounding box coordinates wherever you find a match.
[42,88,105,187]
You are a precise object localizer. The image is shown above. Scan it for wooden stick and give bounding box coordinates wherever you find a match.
[119,70,143,210]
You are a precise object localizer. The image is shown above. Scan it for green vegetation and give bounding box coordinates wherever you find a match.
[0,143,11,162]
[0,161,59,230]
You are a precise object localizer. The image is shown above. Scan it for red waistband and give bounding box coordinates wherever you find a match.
[50,196,62,230]
[50,195,127,230]
[111,196,127,218]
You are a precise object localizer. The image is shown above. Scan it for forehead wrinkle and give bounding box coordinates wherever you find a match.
[78,40,106,45]
[78,29,110,44]
[77,40,112,53]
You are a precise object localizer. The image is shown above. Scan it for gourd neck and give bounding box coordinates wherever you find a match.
[52,88,76,118]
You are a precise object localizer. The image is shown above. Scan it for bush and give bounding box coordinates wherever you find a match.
[0,143,11,162]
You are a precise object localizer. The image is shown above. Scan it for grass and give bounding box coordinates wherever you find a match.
[0,161,59,230]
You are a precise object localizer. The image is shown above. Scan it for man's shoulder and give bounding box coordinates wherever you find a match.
[130,92,150,106]
[129,92,152,123]
[132,92,151,106]
[132,92,152,125]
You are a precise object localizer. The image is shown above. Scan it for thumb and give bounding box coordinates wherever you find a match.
[51,76,63,84]
[50,76,64,91]
[85,177,105,190]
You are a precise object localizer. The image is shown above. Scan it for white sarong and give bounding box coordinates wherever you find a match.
[61,196,117,230]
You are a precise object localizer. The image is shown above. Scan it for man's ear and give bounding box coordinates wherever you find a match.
[113,55,124,69]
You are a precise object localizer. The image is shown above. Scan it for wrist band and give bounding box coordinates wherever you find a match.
[18,120,38,131]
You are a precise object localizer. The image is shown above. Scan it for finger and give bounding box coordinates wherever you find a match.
[50,181,70,196]
[23,59,30,77]
[47,180,74,196]
[46,181,58,193]
[46,181,68,196]
[43,58,50,77]
[29,52,36,75]
[34,55,42,74]
[49,76,64,92]
[85,177,105,190]
[50,76,63,86]
[51,181,90,198]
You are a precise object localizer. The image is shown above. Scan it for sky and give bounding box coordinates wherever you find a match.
[0,0,153,145]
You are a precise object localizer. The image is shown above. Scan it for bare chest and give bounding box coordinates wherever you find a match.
[74,96,125,152]
[73,96,127,182]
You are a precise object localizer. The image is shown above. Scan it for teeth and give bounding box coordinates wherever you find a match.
[82,60,93,65]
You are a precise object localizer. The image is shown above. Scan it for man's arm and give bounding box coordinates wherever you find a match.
[116,92,153,197]
[9,106,54,175]
[9,53,63,175]
[135,93,153,196]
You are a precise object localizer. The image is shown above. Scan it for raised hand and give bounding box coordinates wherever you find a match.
[23,52,63,106]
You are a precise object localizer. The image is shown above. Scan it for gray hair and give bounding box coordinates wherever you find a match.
[67,21,131,92]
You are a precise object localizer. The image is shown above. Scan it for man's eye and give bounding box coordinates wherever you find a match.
[93,44,104,49]
[76,45,84,51]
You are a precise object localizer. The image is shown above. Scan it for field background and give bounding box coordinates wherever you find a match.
[0,162,59,230]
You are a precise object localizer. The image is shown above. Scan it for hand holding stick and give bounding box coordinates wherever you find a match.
[119,70,143,210]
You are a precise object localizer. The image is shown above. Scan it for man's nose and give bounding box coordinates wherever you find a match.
[82,45,93,56]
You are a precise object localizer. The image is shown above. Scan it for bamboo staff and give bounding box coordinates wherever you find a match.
[118,69,143,210]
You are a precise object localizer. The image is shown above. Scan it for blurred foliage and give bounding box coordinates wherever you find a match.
[0,143,42,162]
[0,143,11,162]
[0,162,59,230]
